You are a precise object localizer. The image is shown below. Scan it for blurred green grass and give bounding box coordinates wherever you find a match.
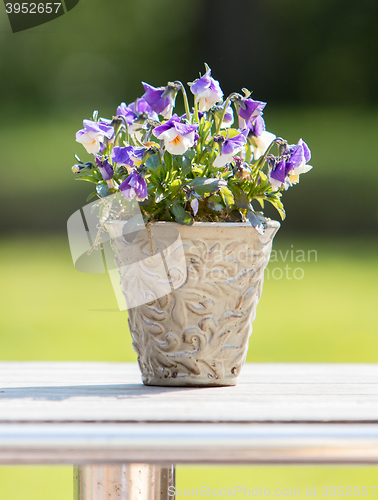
[1,234,377,362]
[178,467,378,497]
[1,465,378,500]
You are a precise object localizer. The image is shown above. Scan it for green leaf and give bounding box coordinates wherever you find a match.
[259,171,268,182]
[74,175,98,184]
[270,198,286,220]
[92,170,102,181]
[192,164,205,175]
[164,151,173,171]
[245,140,252,163]
[171,203,194,225]
[181,156,192,177]
[154,187,167,204]
[201,120,213,141]
[247,211,267,235]
[220,128,240,139]
[255,196,264,209]
[184,150,196,160]
[145,154,161,171]
[170,178,182,196]
[229,209,244,221]
[86,191,98,202]
[207,195,224,212]
[220,186,234,210]
[234,190,253,211]
[190,177,226,198]
[264,192,286,220]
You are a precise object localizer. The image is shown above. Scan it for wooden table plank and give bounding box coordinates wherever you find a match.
[1,362,378,423]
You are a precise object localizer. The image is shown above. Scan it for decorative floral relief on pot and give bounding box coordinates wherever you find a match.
[107,221,279,386]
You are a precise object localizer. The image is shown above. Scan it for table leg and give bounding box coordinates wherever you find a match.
[74,464,175,500]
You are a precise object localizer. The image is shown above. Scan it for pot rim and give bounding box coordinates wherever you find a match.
[106,219,281,229]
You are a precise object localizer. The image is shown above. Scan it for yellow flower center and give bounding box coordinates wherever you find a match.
[170,135,182,146]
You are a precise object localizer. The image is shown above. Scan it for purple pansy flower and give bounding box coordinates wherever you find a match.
[153,114,199,155]
[217,101,234,129]
[247,116,276,160]
[119,170,148,200]
[238,98,266,125]
[247,115,265,136]
[76,120,114,154]
[117,98,157,124]
[94,155,114,182]
[112,146,145,168]
[116,98,158,138]
[269,139,312,190]
[269,158,287,190]
[213,130,248,168]
[112,146,134,168]
[141,83,177,119]
[285,139,312,184]
[189,67,223,112]
[116,102,130,120]
[131,147,145,165]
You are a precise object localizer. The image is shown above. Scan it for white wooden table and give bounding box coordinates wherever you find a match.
[1,362,378,499]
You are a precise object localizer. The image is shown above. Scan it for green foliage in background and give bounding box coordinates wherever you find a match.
[1,235,377,361]
[1,0,378,109]
[1,466,378,500]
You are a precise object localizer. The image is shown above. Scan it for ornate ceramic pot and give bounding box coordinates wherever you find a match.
[107,220,279,387]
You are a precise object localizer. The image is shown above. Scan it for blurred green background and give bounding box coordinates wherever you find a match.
[1,0,377,499]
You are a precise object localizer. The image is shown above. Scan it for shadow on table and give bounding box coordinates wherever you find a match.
[0,384,211,401]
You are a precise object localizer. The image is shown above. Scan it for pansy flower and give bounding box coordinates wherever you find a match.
[216,101,234,129]
[247,116,276,160]
[152,114,199,155]
[285,139,312,184]
[189,67,223,112]
[213,130,248,168]
[237,97,266,127]
[76,120,114,154]
[119,170,148,200]
[112,146,145,169]
[141,83,178,119]
[269,158,287,190]
[72,164,84,174]
[117,98,158,137]
[95,155,114,182]
[269,139,312,190]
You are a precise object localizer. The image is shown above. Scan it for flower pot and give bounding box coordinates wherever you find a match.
[106,220,279,387]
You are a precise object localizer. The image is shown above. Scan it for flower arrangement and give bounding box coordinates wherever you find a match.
[73,64,312,231]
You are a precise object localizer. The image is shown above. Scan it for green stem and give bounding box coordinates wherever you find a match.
[175,81,191,121]
[193,101,199,124]
[207,93,237,169]
[119,116,131,145]
[214,94,233,137]
[254,138,278,173]
[249,139,278,194]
